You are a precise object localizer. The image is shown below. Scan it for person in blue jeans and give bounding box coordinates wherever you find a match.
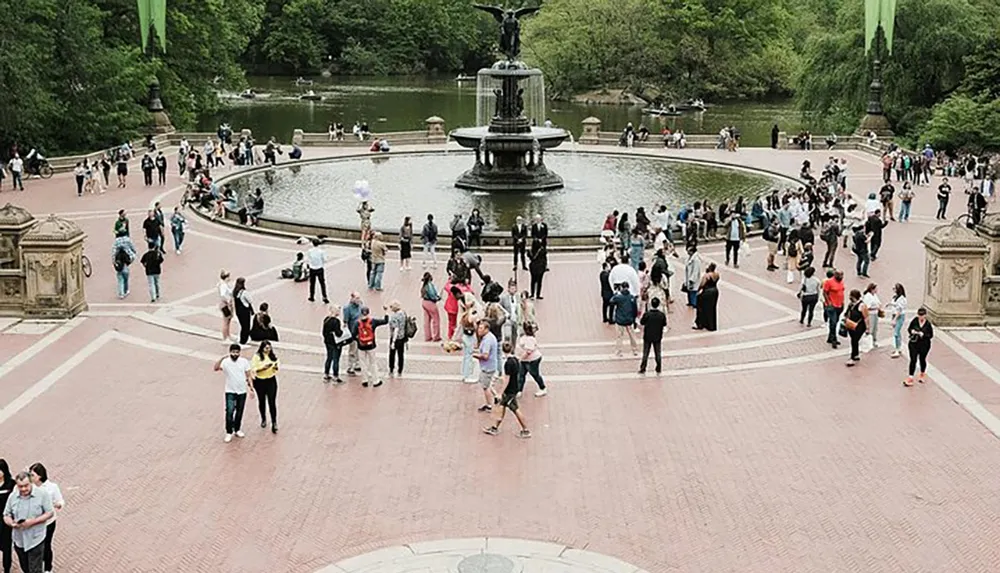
[367,232,387,291]
[139,244,163,302]
[213,344,253,443]
[111,232,137,299]
[170,206,186,254]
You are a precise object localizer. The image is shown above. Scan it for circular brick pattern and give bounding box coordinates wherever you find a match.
[317,538,649,573]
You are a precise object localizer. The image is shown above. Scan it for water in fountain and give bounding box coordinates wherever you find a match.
[476,71,546,127]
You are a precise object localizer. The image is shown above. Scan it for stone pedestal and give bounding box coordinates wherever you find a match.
[292,129,304,146]
[855,114,894,138]
[921,221,989,325]
[147,83,175,135]
[777,131,788,150]
[0,204,36,315]
[580,117,601,144]
[976,213,1000,276]
[241,128,253,141]
[20,215,87,318]
[426,116,446,144]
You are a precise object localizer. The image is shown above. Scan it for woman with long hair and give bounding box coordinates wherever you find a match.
[888,283,908,358]
[844,289,870,365]
[904,307,934,386]
[0,459,14,573]
[516,322,547,397]
[527,241,547,299]
[232,277,254,345]
[217,270,233,341]
[322,304,347,384]
[399,215,413,271]
[251,340,279,433]
[28,462,64,573]
[694,263,720,331]
[420,272,442,342]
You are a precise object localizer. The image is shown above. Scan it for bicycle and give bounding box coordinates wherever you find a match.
[81,253,92,278]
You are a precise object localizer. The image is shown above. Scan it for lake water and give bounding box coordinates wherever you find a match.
[198,76,802,148]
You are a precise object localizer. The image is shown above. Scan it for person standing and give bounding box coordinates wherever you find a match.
[798,266,821,326]
[399,216,413,271]
[515,322,546,396]
[170,206,186,254]
[444,281,470,341]
[599,261,615,323]
[115,148,128,188]
[420,273,442,342]
[763,219,780,271]
[8,155,24,191]
[499,279,521,344]
[862,282,882,348]
[355,306,388,388]
[218,270,234,342]
[527,241,547,299]
[154,152,167,185]
[866,210,888,261]
[843,289,870,365]
[2,471,52,573]
[822,269,845,348]
[27,464,61,573]
[852,224,870,278]
[139,243,163,303]
[420,214,438,269]
[482,341,531,438]
[610,283,639,356]
[213,344,253,442]
[511,216,528,271]
[322,304,348,384]
[142,210,163,253]
[683,246,701,308]
[472,320,500,411]
[898,181,914,222]
[232,277,254,345]
[73,163,85,197]
[904,307,933,386]
[531,214,549,248]
[306,239,329,303]
[888,283,908,359]
[250,341,280,433]
[820,216,840,268]
[467,209,484,248]
[723,213,746,268]
[368,232,387,291]
[638,297,667,374]
[111,231,137,299]
[114,209,130,237]
[387,301,408,377]
[694,263,720,331]
[343,292,363,376]
[936,178,952,219]
[0,460,13,573]
[771,124,779,149]
[141,153,154,186]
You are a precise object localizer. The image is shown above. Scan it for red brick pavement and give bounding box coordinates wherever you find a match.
[1,145,999,572]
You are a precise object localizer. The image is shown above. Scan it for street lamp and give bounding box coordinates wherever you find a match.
[857,0,897,137]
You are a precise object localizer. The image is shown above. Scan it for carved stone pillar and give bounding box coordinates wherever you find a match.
[921,221,989,325]
[0,204,35,315]
[580,117,601,145]
[20,214,88,318]
[976,213,1000,321]
[425,116,447,144]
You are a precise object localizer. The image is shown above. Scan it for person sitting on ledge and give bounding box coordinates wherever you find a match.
[369,138,381,152]
[379,139,390,152]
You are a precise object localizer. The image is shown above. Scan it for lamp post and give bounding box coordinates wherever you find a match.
[857,0,897,137]
[138,0,174,133]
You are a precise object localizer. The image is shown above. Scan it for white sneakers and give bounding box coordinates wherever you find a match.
[534,389,548,397]
[235,430,245,438]
[224,433,233,443]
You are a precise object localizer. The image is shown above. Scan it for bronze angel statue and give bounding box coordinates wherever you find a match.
[473,4,541,61]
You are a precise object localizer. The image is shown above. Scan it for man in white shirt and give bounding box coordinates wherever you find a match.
[3,471,53,573]
[213,344,254,442]
[8,155,24,191]
[306,238,329,303]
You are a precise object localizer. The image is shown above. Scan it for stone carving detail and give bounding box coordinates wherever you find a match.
[988,285,1000,305]
[952,258,973,290]
[928,260,939,295]
[1,278,21,298]
[0,203,34,227]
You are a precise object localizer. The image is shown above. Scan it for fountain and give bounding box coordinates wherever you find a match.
[450,3,569,192]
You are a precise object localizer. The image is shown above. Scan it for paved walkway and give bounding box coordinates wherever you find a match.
[1,144,1000,573]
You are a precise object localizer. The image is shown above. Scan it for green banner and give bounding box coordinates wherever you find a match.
[137,0,167,53]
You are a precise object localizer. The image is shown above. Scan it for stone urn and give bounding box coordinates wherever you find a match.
[976,213,1000,322]
[580,117,602,144]
[425,116,446,144]
[20,214,88,318]
[921,220,989,325]
[0,203,36,315]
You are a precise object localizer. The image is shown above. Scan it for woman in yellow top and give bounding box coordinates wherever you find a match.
[251,340,280,433]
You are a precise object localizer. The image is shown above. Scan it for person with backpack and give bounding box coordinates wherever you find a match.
[111,230,137,299]
[139,243,164,302]
[355,306,389,387]
[387,301,416,377]
[420,213,438,269]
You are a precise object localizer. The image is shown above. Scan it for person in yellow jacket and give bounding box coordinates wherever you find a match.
[251,341,280,433]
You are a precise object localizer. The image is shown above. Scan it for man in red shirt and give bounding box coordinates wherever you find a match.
[822,269,846,348]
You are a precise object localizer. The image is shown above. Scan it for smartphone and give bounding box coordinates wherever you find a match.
[16,519,25,524]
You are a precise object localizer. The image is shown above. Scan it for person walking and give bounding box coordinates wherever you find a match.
[852,224,870,278]
[170,206,186,254]
[472,320,500,411]
[399,216,413,271]
[368,232,387,291]
[694,263,720,331]
[213,344,254,442]
[250,340,280,433]
[527,241,547,299]
[232,277,255,345]
[387,301,408,377]
[482,341,532,438]
[218,270,234,342]
[27,464,62,573]
[142,210,163,253]
[73,163,85,197]
[866,210,888,261]
[0,460,13,573]
[155,152,167,185]
[322,304,349,384]
[888,283,908,359]
[822,269,845,348]
[139,243,163,303]
[355,306,388,387]
[904,307,933,386]
[515,322,546,396]
[111,231,137,299]
[723,213,746,268]
[843,289,870,366]
[306,239,329,303]
[798,266,821,327]
[420,214,438,269]
[862,282,882,348]
[638,297,667,374]
[683,246,701,308]
[2,471,53,573]
[610,283,639,356]
[420,273,442,342]
[511,216,528,270]
[343,292,363,376]
[898,181,914,221]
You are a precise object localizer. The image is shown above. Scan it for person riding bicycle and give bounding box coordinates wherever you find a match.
[25,148,45,175]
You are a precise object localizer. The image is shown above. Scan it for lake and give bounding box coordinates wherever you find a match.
[198,76,803,148]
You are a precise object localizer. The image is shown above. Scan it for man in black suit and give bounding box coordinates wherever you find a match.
[638,297,667,374]
[530,214,548,247]
[511,215,528,270]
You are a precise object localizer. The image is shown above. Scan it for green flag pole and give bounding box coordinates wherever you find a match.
[858,0,897,136]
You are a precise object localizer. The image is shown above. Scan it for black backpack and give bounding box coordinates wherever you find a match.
[113,247,131,271]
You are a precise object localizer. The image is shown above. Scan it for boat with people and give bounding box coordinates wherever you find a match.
[642,106,682,117]
[294,77,314,86]
[299,90,322,101]
[672,98,708,111]
[455,74,476,82]
[239,89,257,99]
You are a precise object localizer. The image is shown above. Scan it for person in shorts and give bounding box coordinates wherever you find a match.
[483,341,531,438]
[471,319,499,412]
